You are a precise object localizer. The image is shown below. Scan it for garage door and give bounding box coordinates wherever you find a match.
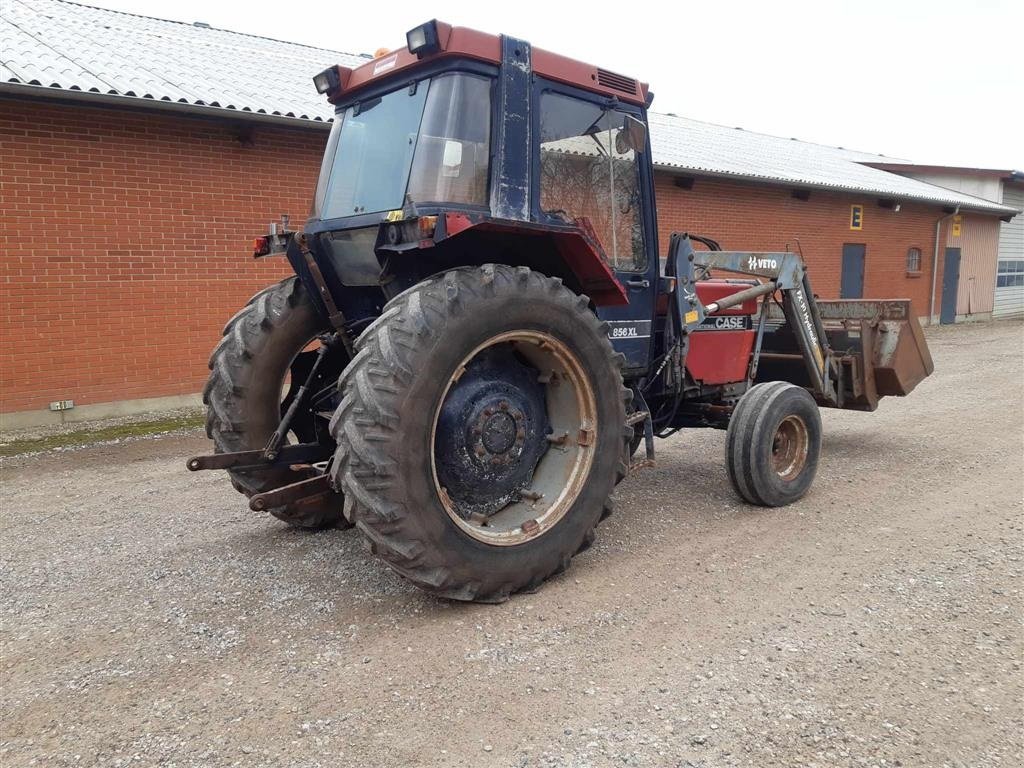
[994,186,1024,319]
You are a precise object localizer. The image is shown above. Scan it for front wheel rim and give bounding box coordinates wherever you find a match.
[430,330,598,546]
[771,414,809,481]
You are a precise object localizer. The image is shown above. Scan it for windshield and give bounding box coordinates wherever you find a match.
[314,73,492,220]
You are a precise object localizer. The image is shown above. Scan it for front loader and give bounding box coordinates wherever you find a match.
[189,21,934,602]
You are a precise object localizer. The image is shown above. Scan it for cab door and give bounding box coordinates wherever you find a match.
[534,88,657,372]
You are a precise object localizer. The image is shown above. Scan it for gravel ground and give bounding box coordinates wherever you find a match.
[2,321,1022,768]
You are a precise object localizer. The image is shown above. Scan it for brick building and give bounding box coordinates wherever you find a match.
[1,0,1019,427]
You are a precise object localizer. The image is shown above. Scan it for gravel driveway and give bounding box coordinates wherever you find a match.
[2,321,1022,768]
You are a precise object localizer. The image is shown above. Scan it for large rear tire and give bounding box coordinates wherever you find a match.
[330,265,630,602]
[203,277,350,529]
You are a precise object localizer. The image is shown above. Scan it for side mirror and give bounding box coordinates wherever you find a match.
[615,115,647,154]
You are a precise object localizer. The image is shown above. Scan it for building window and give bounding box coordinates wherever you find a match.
[996,260,1024,288]
[906,247,922,273]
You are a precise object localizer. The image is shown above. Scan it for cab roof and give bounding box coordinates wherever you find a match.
[327,21,649,107]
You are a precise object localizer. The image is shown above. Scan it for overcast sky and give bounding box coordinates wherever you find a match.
[83,0,1023,169]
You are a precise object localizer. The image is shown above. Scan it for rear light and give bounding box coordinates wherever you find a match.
[418,215,438,239]
[253,236,270,257]
[406,20,441,58]
[382,216,439,247]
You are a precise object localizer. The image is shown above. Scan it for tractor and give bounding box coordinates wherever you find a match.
[188,21,934,602]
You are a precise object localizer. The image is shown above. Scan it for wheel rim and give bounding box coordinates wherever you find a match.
[771,414,809,482]
[430,330,598,546]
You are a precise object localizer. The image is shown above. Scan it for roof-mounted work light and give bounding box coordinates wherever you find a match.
[313,66,341,95]
[406,20,441,58]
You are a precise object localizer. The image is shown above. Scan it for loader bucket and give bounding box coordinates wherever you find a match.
[814,300,934,411]
[759,299,934,412]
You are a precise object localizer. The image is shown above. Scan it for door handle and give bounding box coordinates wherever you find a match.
[625,278,650,289]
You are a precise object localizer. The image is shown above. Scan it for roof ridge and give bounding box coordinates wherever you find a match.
[650,110,906,161]
[40,0,366,59]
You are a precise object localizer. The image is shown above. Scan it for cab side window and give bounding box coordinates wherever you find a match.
[539,93,646,272]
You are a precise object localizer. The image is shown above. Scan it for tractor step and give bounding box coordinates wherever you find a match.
[625,410,650,426]
[628,389,656,472]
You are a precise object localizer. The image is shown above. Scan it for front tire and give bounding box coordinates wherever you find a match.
[330,265,630,602]
[726,381,822,506]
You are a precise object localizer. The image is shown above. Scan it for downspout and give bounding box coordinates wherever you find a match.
[929,205,959,324]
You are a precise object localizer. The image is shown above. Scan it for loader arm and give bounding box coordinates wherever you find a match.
[666,235,933,411]
[668,234,839,405]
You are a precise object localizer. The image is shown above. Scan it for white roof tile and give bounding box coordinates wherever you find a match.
[0,0,364,121]
[1,0,1017,215]
[648,113,1017,215]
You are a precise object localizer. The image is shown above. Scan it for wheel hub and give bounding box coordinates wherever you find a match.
[477,407,522,457]
[434,347,551,518]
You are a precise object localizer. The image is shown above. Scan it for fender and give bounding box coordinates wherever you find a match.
[441,212,629,306]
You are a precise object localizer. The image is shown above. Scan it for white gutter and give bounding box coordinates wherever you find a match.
[929,206,959,325]
[0,82,335,131]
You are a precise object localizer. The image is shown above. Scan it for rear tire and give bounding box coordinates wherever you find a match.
[726,382,821,507]
[203,277,350,529]
[330,265,630,602]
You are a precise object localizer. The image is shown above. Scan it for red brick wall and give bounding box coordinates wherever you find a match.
[0,98,957,415]
[0,100,325,414]
[653,174,945,312]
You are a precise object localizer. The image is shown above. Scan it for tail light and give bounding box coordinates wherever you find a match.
[418,216,438,240]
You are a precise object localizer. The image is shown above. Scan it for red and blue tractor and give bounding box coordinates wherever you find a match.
[188,21,933,602]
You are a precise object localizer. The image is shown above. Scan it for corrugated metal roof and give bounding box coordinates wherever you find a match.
[1,0,1018,216]
[648,113,1018,215]
[0,0,364,122]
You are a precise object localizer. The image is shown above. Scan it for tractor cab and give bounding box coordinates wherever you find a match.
[282,21,659,364]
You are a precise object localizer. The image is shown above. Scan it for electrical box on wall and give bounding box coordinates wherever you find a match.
[49,400,74,411]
